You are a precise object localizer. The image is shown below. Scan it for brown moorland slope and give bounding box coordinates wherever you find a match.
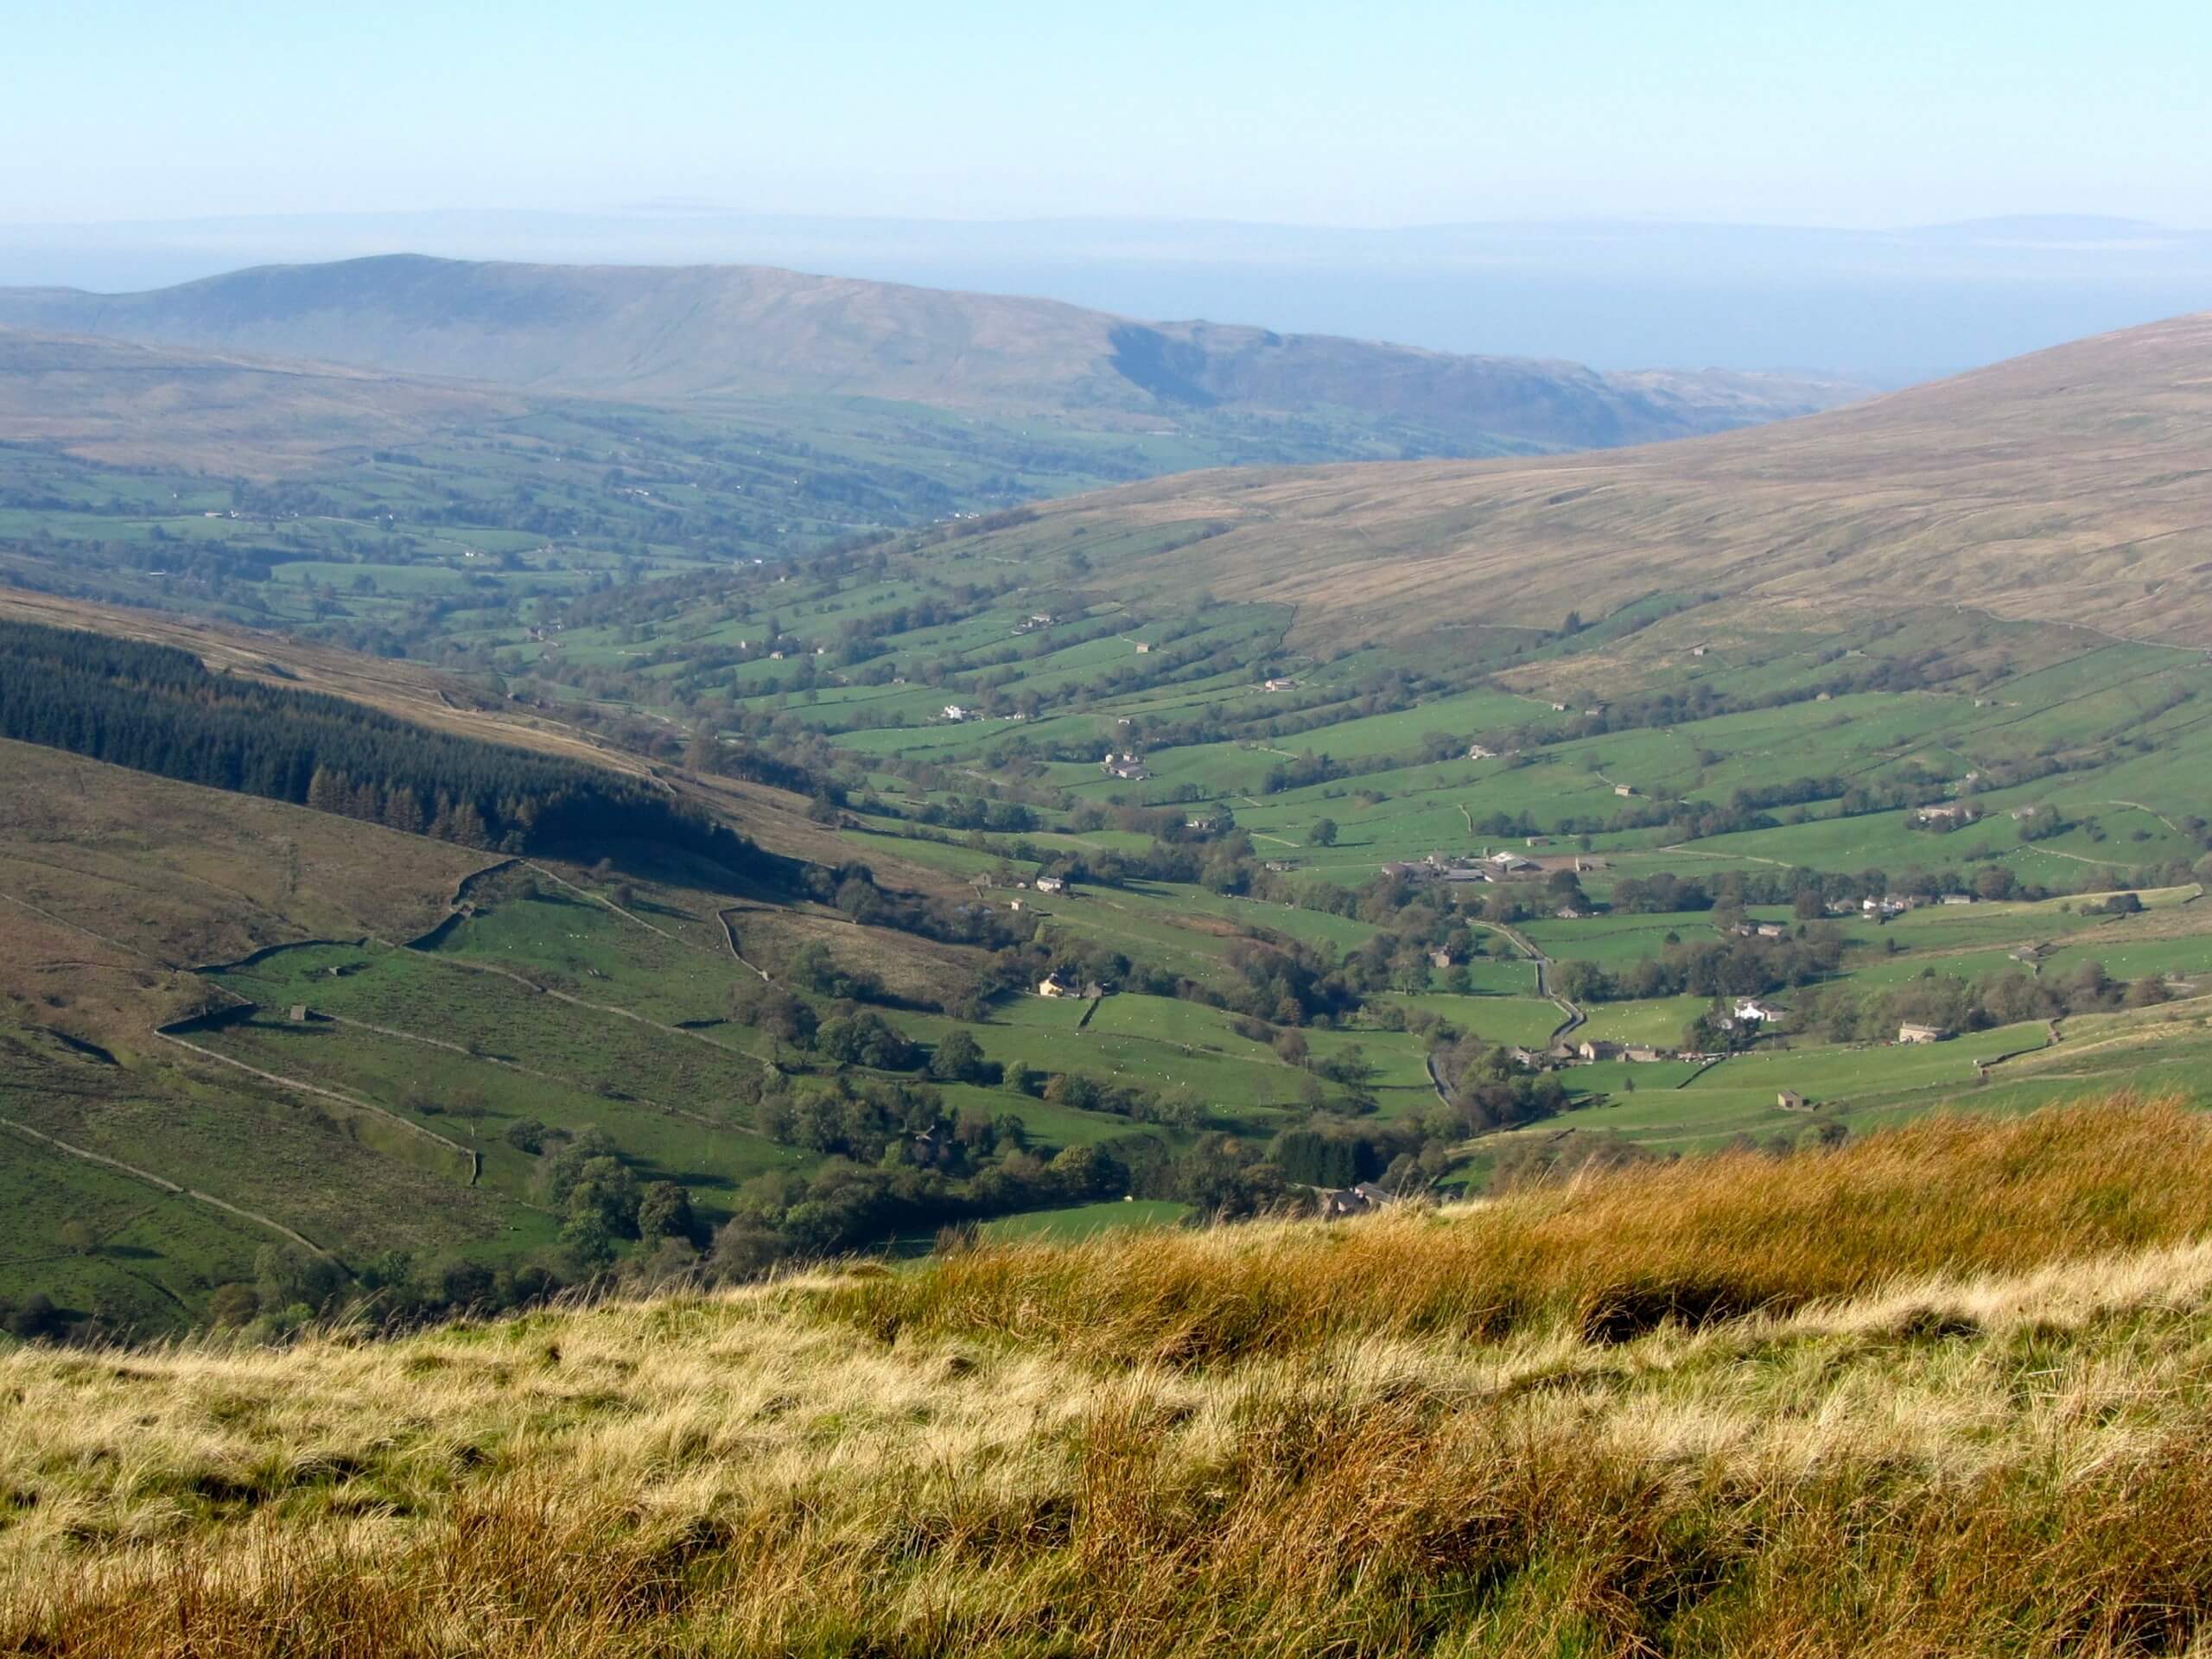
[959,311,2212,647]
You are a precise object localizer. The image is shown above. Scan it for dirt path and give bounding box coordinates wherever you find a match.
[1424,1051,1453,1113]
[519,860,679,942]
[1651,844,1796,870]
[394,942,785,1090]
[0,1114,339,1262]
[0,887,172,966]
[318,1008,770,1142]
[716,907,773,980]
[152,1027,480,1184]
[2098,800,2185,834]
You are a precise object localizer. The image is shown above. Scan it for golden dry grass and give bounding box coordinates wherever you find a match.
[981,311,2212,646]
[8,1101,2212,1654]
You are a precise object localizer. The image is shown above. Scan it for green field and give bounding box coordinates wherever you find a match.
[980,1199,1192,1241]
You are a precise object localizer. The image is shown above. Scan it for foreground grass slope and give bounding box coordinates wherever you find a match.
[10,1099,2212,1656]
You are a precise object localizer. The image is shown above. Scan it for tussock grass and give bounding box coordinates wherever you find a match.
[10,1099,2212,1655]
[838,1097,2212,1363]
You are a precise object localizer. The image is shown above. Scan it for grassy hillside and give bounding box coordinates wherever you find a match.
[10,1102,2212,1656]
[936,310,2212,645]
[0,254,1865,451]
[7,308,2212,1343]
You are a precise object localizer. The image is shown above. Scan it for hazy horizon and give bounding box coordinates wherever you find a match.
[3,207,2208,381]
[5,3,2208,378]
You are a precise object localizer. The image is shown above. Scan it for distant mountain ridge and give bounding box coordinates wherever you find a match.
[0,254,1866,454]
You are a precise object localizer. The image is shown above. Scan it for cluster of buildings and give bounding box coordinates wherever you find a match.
[1912,800,1978,825]
[1035,970,1104,1000]
[1100,748,1150,781]
[1317,1182,1399,1219]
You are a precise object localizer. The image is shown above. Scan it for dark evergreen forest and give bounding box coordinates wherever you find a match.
[0,620,764,873]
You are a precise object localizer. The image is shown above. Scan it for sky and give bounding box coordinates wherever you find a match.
[6,0,2210,230]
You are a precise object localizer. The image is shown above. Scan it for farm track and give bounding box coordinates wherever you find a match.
[518,860,679,942]
[151,1026,481,1185]
[1485,921,1584,1047]
[0,887,171,966]
[315,1007,771,1142]
[0,1113,339,1262]
[389,939,786,1096]
[716,908,773,980]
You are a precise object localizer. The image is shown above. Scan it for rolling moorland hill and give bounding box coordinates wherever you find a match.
[0,253,1867,452]
[0,329,536,473]
[10,1103,2212,1656]
[944,309,2212,647]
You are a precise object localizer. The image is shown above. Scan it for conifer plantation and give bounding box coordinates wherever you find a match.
[0,620,760,870]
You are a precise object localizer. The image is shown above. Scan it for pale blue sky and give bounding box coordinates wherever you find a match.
[6,1,2208,228]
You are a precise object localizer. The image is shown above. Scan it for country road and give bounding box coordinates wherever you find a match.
[1486,920,1586,1048]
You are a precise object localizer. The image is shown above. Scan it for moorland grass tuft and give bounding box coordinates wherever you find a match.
[11,1097,2212,1656]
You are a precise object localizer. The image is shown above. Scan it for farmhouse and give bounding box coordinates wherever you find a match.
[942,704,970,721]
[1554,904,1589,919]
[1034,874,1067,893]
[1897,1022,1951,1044]
[1576,1039,1623,1062]
[1914,801,1973,823]
[1733,999,1784,1024]
[1185,812,1226,832]
[1036,972,1077,999]
[1488,850,1537,873]
[1319,1182,1399,1218]
[1263,858,1298,873]
[1466,743,1496,760]
[1429,948,1458,969]
[1624,1045,1667,1064]
[1262,677,1297,693]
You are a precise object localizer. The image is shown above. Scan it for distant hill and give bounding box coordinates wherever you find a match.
[938,311,2212,647]
[0,328,529,470]
[0,254,1866,454]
